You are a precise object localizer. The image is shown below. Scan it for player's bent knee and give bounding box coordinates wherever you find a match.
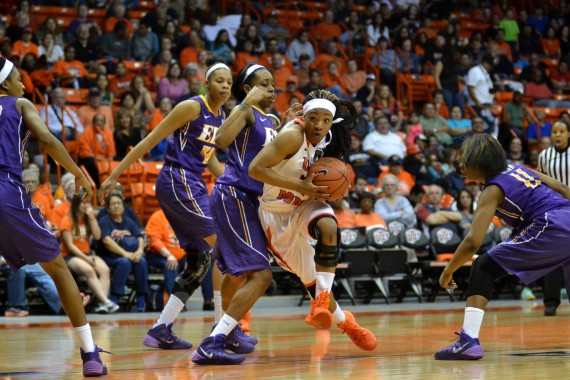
[172,250,212,299]
[312,218,340,268]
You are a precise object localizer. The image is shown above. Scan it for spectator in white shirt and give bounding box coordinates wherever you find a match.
[286,30,315,67]
[40,87,84,141]
[466,54,495,108]
[362,116,406,164]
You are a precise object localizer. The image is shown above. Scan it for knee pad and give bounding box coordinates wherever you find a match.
[311,221,340,268]
[464,254,503,300]
[172,249,212,301]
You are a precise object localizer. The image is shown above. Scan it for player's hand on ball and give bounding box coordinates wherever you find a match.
[299,172,330,200]
[439,270,457,290]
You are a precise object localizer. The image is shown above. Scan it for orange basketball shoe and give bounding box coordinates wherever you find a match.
[305,291,332,329]
[239,310,251,333]
[337,311,377,351]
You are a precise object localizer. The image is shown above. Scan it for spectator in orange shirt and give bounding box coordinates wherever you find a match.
[50,173,75,237]
[490,30,512,60]
[145,209,188,294]
[78,113,116,186]
[293,53,312,89]
[274,75,305,114]
[233,39,259,73]
[417,18,438,39]
[311,40,346,75]
[354,192,387,228]
[322,60,348,97]
[53,45,88,88]
[270,52,293,92]
[61,195,118,314]
[433,90,450,119]
[147,97,173,160]
[330,199,357,228]
[260,38,294,72]
[541,26,561,58]
[109,61,134,98]
[78,88,115,132]
[104,2,134,37]
[12,28,38,59]
[22,168,52,222]
[551,61,570,93]
[179,30,204,68]
[343,59,366,96]
[378,155,415,196]
[312,10,342,43]
[153,49,174,87]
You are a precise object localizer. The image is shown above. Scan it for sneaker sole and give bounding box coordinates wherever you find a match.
[347,332,378,351]
[191,351,245,365]
[143,334,192,350]
[83,362,108,377]
[305,309,332,329]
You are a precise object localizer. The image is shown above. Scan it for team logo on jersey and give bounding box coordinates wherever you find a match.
[372,228,391,245]
[405,229,422,244]
[388,221,405,235]
[341,229,358,245]
[436,228,453,244]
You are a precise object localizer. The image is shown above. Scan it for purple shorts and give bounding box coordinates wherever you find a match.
[0,175,60,271]
[489,208,570,284]
[155,165,214,252]
[210,184,271,276]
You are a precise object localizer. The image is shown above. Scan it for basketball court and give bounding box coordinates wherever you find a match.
[0,297,568,379]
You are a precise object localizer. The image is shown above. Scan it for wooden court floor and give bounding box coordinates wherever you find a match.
[0,303,569,380]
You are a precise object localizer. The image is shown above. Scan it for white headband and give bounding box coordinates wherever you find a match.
[205,63,231,80]
[0,60,14,84]
[303,98,336,117]
[243,64,265,84]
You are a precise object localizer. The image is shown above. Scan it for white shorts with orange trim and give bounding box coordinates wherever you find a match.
[259,200,335,285]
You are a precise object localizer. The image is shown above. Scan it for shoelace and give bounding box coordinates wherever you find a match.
[313,293,329,309]
[165,326,185,343]
[340,319,368,343]
[96,347,113,355]
[444,332,463,350]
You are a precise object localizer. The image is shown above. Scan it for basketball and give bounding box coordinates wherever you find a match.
[308,157,351,201]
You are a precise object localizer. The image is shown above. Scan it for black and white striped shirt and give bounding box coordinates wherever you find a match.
[538,147,570,185]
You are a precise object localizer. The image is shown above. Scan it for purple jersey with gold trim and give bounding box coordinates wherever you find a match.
[486,165,570,229]
[163,95,224,176]
[216,106,276,194]
[0,95,30,178]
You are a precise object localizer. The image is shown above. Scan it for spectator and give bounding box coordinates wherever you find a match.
[240,24,265,56]
[114,109,143,160]
[153,49,174,86]
[501,91,531,140]
[70,24,99,64]
[456,189,475,232]
[404,145,430,187]
[78,113,116,186]
[405,112,423,147]
[499,9,520,51]
[367,11,389,46]
[53,45,88,89]
[518,24,542,58]
[447,106,472,147]
[347,132,380,180]
[529,7,549,36]
[132,22,159,62]
[131,74,156,115]
[397,38,421,74]
[36,17,64,48]
[466,54,495,115]
[179,30,205,68]
[293,53,311,89]
[355,74,377,109]
[12,27,38,59]
[38,33,64,66]
[321,60,347,97]
[210,29,235,65]
[259,12,290,53]
[100,20,131,61]
[520,53,547,83]
[94,74,114,106]
[378,155,415,196]
[141,0,179,35]
[342,59,366,96]
[260,37,294,71]
[158,62,189,103]
[50,173,75,237]
[541,26,561,58]
[348,175,372,209]
[506,137,526,165]
[311,39,346,75]
[61,195,118,314]
[354,192,387,228]
[109,61,134,98]
[312,10,342,42]
[274,76,304,115]
[419,103,453,146]
[375,174,416,227]
[119,91,145,132]
[371,37,397,92]
[417,184,461,234]
[423,34,446,66]
[104,1,134,36]
[6,11,30,43]
[286,30,316,67]
[233,39,259,72]
[0,258,62,317]
[78,88,114,132]
[527,109,552,147]
[351,99,371,140]
[370,84,403,130]
[40,87,84,141]
[269,52,293,92]
[147,97,173,160]
[98,193,148,312]
[560,25,570,60]
[434,49,465,115]
[525,70,553,100]
[363,116,407,163]
[22,168,52,221]
[67,4,101,41]
[550,61,570,93]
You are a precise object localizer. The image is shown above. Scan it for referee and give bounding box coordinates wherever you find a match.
[537,120,569,316]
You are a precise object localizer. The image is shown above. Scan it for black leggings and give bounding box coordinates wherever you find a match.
[465,253,509,300]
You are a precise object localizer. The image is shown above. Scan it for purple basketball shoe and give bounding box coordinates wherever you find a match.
[81,346,110,377]
[143,323,193,350]
[191,334,246,365]
[434,329,484,360]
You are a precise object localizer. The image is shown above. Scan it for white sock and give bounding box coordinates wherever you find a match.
[153,295,185,328]
[462,307,485,338]
[210,314,238,337]
[315,272,335,297]
[332,302,345,324]
[214,291,223,324]
[74,323,95,352]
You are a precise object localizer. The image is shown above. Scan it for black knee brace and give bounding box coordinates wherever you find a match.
[311,219,340,268]
[465,253,509,300]
[172,249,212,303]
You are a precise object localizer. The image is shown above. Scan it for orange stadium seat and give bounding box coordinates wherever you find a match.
[131,182,160,223]
[142,161,164,183]
[30,5,77,16]
[63,88,89,105]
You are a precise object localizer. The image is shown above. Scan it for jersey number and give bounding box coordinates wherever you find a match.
[200,145,216,164]
[510,168,541,189]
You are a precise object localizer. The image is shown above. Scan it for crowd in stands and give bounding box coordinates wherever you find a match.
[2,0,569,314]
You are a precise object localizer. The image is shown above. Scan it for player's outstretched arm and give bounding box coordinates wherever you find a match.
[533,170,570,200]
[18,98,93,203]
[98,100,200,205]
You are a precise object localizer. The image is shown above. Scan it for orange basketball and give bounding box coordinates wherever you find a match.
[307,157,351,201]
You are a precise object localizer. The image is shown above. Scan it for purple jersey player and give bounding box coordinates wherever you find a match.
[0,58,108,376]
[191,64,279,366]
[435,134,570,360]
[98,58,237,351]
